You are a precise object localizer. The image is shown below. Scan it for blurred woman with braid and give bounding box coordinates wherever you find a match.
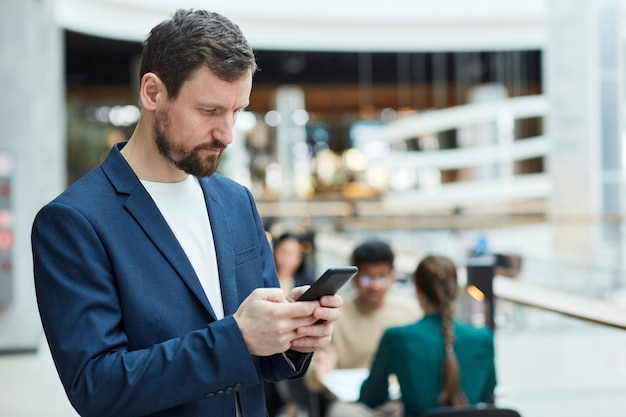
[359,255,496,416]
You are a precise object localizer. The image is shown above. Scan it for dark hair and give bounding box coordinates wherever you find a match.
[140,9,257,99]
[414,255,467,407]
[272,232,301,252]
[273,232,310,278]
[350,240,394,268]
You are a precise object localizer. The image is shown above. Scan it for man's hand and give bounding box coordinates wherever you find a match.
[288,287,343,353]
[233,286,343,356]
[233,288,321,356]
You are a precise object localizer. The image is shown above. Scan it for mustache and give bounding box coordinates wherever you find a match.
[195,141,226,152]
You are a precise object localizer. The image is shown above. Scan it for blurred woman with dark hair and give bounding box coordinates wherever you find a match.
[273,232,315,293]
[359,255,496,416]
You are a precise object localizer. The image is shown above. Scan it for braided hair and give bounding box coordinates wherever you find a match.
[414,255,468,407]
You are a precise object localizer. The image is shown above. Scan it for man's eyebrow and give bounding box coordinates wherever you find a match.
[197,101,249,111]
[197,100,220,108]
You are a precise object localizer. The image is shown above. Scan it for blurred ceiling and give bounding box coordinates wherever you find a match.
[55,0,548,51]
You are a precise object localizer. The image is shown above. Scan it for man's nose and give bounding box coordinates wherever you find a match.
[214,115,235,146]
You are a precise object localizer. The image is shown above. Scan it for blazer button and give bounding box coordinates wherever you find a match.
[234,383,242,391]
[225,387,234,395]
[216,390,225,397]
[205,393,215,398]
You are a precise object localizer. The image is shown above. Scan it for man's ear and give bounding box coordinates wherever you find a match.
[139,72,165,111]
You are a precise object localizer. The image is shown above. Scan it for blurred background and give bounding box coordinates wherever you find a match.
[2,0,626,416]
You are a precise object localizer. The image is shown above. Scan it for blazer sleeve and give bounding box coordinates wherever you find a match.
[32,201,266,417]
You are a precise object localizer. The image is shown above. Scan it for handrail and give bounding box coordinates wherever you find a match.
[492,277,626,330]
[255,195,548,219]
[375,135,549,170]
[364,95,550,145]
[380,173,550,207]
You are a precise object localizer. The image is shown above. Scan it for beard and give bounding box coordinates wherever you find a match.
[153,108,225,178]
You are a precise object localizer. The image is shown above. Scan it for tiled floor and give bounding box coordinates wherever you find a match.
[493,306,626,416]
[0,340,78,417]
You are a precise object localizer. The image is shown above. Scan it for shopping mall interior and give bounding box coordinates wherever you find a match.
[2,1,626,416]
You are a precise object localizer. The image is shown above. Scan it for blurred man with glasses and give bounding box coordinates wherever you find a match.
[305,240,422,417]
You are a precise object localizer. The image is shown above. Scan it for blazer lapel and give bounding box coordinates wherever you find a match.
[200,178,239,316]
[101,143,217,319]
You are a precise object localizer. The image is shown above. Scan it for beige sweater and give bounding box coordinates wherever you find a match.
[305,294,422,392]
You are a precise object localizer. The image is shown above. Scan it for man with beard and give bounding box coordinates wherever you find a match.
[31,9,342,417]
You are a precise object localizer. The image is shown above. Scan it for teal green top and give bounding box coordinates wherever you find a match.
[359,313,496,416]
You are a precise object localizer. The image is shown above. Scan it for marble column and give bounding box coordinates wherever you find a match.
[274,85,309,201]
[546,0,624,274]
[0,0,65,351]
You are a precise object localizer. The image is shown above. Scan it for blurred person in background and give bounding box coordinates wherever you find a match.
[359,255,496,416]
[266,232,317,417]
[274,232,316,294]
[305,240,422,417]
[31,8,342,417]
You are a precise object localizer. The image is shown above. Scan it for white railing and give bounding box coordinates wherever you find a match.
[378,135,549,170]
[364,95,550,144]
[359,95,551,210]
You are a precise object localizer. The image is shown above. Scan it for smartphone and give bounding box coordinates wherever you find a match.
[297,266,358,302]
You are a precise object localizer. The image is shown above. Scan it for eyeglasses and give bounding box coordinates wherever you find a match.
[358,274,391,287]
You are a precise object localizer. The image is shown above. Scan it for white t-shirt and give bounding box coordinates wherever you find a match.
[142,175,224,319]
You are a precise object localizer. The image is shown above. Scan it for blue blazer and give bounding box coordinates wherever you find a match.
[31,143,309,417]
